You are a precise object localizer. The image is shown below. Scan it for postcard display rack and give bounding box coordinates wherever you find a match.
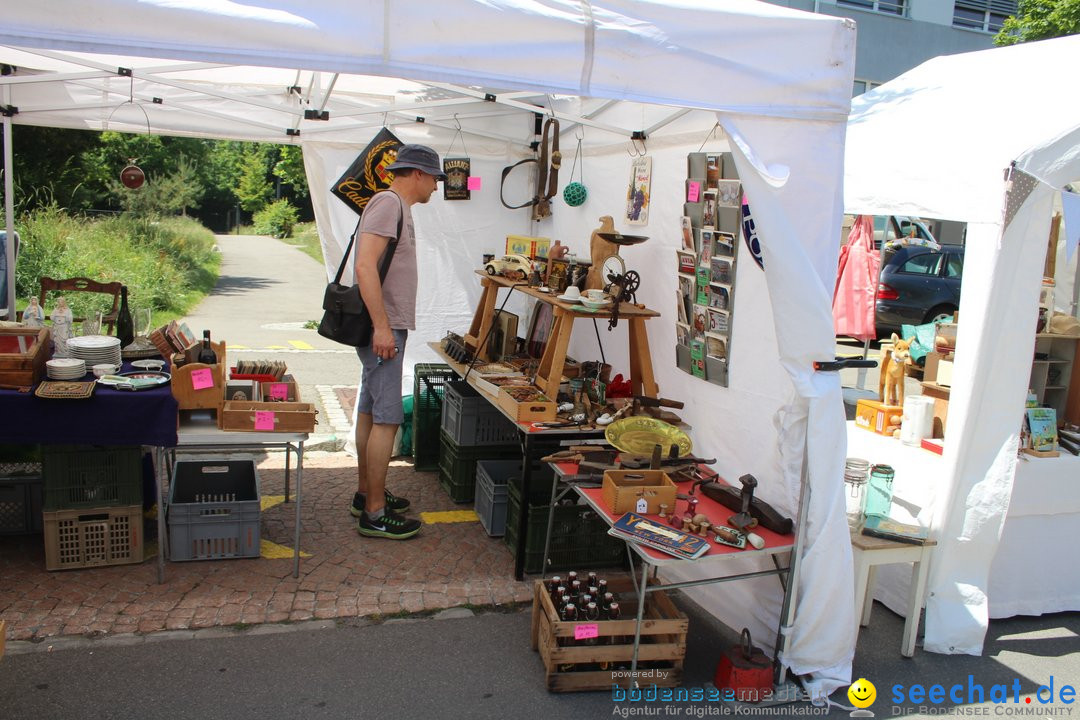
[675,152,741,387]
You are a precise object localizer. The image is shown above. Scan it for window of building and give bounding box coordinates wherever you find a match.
[852,79,881,97]
[953,1,1017,33]
[837,0,906,16]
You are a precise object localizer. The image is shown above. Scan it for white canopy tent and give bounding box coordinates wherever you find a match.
[0,0,859,695]
[845,34,1080,655]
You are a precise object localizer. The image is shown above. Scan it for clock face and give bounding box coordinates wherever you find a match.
[601,254,625,284]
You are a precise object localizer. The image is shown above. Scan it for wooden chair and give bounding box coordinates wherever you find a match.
[39,276,123,335]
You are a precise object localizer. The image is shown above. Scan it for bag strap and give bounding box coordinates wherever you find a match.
[500,158,539,210]
[332,191,406,285]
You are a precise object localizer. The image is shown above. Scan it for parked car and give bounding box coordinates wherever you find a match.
[876,242,964,337]
[484,253,532,280]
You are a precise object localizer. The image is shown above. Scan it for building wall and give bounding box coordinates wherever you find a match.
[765,1,999,88]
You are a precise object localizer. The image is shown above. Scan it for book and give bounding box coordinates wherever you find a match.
[609,512,710,560]
[861,514,929,545]
[1026,407,1057,452]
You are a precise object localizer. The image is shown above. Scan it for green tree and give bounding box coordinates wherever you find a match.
[111,154,204,217]
[995,0,1080,45]
[274,145,309,198]
[235,144,274,213]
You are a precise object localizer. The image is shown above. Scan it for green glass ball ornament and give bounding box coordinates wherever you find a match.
[563,181,587,207]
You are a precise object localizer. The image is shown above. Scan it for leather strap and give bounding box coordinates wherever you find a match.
[533,117,561,220]
[332,191,405,286]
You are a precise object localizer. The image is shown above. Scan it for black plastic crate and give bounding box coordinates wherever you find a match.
[412,363,456,471]
[0,464,43,535]
[437,430,520,503]
[42,446,143,512]
[441,380,519,446]
[504,481,626,574]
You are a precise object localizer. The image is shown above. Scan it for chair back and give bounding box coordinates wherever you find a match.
[39,276,123,335]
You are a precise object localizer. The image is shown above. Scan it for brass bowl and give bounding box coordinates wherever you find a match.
[604,416,692,457]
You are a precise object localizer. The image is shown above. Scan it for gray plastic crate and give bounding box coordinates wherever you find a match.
[0,464,43,535]
[168,460,260,561]
[441,380,519,446]
[475,459,515,536]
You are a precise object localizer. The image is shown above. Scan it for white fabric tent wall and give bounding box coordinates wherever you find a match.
[0,0,858,695]
[844,35,1080,655]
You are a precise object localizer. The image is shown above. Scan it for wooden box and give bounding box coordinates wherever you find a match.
[0,327,50,386]
[171,340,226,410]
[259,376,300,403]
[530,579,687,692]
[497,386,557,422]
[855,399,903,435]
[602,469,677,514]
[219,400,316,433]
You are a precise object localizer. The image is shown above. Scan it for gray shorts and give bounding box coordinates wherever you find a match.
[356,329,408,425]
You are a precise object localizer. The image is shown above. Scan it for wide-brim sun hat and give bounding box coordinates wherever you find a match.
[386,144,447,180]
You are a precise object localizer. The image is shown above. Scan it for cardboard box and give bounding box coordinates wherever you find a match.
[506,234,551,259]
[855,399,903,435]
[936,360,955,387]
[923,351,943,384]
[602,469,677,514]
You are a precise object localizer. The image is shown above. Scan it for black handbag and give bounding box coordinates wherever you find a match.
[317,194,404,347]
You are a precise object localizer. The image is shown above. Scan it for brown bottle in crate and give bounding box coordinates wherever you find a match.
[608,602,628,670]
[570,579,582,604]
[546,575,562,602]
[585,601,602,671]
[558,602,578,672]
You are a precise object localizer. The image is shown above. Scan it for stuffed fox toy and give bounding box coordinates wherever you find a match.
[879,333,913,408]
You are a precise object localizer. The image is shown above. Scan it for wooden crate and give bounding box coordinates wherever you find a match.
[0,326,50,386]
[259,376,300,402]
[171,340,226,410]
[531,579,687,692]
[219,400,316,433]
[602,470,677,515]
[497,386,557,422]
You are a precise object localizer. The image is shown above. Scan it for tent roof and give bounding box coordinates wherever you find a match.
[844,34,1080,223]
[0,0,854,148]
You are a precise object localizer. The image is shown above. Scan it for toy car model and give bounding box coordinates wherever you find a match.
[484,253,532,280]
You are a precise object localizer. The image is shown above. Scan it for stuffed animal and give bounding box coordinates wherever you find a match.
[880,333,913,408]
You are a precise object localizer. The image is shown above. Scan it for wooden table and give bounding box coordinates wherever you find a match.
[462,271,661,399]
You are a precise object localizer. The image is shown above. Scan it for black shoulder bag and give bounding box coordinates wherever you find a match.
[317,193,405,347]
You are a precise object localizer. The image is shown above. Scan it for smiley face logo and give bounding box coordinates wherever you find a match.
[848,678,877,709]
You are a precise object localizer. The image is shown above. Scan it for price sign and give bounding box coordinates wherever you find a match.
[254,411,276,431]
[687,181,701,203]
[269,383,289,401]
[574,624,599,641]
[636,497,649,514]
[190,368,214,390]
[467,176,482,191]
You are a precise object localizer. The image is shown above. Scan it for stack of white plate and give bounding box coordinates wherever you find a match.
[46,358,87,380]
[66,335,123,368]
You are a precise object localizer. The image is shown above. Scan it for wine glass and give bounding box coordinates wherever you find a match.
[132,307,153,337]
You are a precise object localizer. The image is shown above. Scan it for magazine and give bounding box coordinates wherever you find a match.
[609,512,710,559]
[861,514,930,545]
[1026,407,1058,452]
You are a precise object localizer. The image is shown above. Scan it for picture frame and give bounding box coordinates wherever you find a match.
[525,300,555,358]
[626,156,653,225]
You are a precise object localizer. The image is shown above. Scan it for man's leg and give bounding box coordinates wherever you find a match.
[355,410,373,495]
[362,422,398,516]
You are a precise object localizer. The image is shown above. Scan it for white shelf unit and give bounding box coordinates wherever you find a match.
[1029,334,1079,420]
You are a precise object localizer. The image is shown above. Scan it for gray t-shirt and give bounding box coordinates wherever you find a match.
[354,191,417,330]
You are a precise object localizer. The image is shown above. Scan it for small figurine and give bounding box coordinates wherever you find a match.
[22,296,45,327]
[50,296,73,358]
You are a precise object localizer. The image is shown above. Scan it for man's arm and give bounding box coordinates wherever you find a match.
[354,230,396,360]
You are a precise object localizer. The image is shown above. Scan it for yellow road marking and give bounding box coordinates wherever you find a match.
[230,344,248,350]
[420,510,480,524]
[266,345,287,349]
[288,340,314,350]
[261,495,286,511]
[260,539,311,559]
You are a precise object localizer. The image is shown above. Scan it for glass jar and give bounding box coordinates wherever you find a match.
[866,464,895,518]
[844,458,869,530]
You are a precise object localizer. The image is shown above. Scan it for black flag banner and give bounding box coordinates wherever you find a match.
[331,128,403,216]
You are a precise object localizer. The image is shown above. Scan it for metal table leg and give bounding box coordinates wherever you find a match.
[292,441,304,578]
[153,445,167,584]
[514,433,533,580]
[630,556,649,680]
[284,440,291,503]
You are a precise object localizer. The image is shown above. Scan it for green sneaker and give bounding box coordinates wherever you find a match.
[357,509,422,540]
[350,490,411,517]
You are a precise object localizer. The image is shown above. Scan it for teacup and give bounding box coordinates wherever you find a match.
[93,363,119,377]
[585,289,607,301]
[561,285,581,300]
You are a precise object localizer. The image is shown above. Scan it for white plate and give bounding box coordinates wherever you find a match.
[46,358,85,368]
[67,335,121,349]
[556,294,582,303]
[96,371,171,389]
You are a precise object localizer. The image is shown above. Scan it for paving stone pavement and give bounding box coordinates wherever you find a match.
[0,452,536,643]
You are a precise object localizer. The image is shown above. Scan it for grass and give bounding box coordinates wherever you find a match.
[10,206,220,326]
[281,221,324,265]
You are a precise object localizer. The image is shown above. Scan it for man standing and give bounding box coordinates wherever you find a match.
[350,144,445,539]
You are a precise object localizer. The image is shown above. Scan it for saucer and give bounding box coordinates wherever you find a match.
[556,294,582,303]
[580,297,612,309]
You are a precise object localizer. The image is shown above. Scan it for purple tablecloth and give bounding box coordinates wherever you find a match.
[0,362,178,446]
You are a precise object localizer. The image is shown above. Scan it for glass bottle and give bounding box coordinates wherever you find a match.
[866,464,895,518]
[198,329,218,365]
[115,285,135,347]
[844,458,870,530]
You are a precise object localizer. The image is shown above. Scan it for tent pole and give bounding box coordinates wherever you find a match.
[3,85,15,321]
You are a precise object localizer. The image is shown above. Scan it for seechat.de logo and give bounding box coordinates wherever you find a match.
[848,678,877,717]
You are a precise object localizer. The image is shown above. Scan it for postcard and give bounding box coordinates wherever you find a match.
[717,179,742,207]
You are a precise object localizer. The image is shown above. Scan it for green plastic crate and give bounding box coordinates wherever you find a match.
[412,363,456,471]
[437,430,520,503]
[503,481,626,574]
[42,446,143,512]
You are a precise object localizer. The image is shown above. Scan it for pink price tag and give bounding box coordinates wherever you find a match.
[190,368,214,390]
[269,383,288,401]
[687,181,701,202]
[467,176,482,191]
[574,624,599,641]
[254,411,276,431]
